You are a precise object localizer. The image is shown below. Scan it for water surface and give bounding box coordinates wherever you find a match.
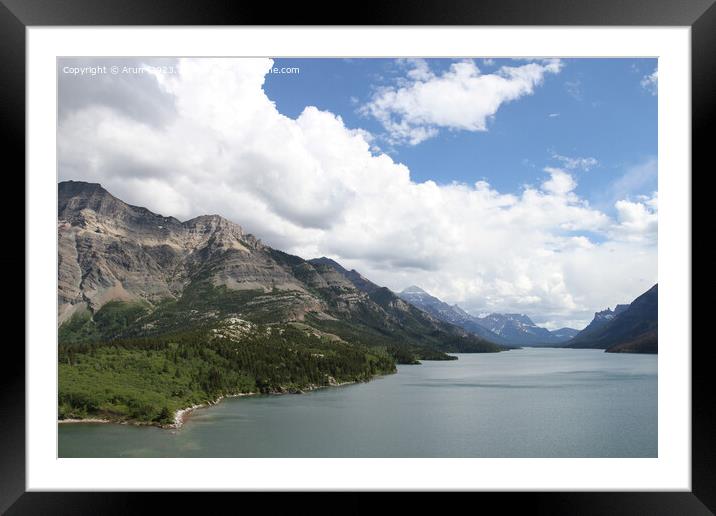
[58,348,657,457]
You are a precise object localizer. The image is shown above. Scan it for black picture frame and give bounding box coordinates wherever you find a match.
[3,0,709,513]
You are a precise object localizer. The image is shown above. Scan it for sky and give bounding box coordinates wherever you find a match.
[57,57,658,329]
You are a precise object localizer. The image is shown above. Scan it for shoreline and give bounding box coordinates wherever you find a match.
[171,391,257,429]
[171,378,361,428]
[57,376,370,430]
[58,418,111,424]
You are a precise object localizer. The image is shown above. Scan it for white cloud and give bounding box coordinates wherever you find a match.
[542,167,577,196]
[552,153,598,171]
[58,58,657,329]
[641,68,658,95]
[360,59,563,145]
[612,192,658,243]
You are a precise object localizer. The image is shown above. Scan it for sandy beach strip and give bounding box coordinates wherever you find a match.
[171,392,257,429]
[58,418,111,424]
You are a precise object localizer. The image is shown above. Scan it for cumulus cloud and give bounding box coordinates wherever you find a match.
[58,58,657,329]
[641,68,658,95]
[360,58,563,145]
[541,167,578,196]
[612,193,658,243]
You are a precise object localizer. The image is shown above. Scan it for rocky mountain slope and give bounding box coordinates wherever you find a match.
[566,304,630,344]
[301,267,507,352]
[58,181,505,362]
[397,286,509,344]
[308,257,382,295]
[565,284,658,353]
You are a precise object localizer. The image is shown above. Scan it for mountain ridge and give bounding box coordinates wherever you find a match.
[396,286,510,344]
[565,284,657,353]
[397,286,577,346]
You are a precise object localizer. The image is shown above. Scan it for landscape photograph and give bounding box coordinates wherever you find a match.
[57,57,658,458]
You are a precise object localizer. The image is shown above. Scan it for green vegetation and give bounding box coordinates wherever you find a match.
[306,316,458,363]
[57,282,489,426]
[59,301,151,344]
[59,324,396,425]
[605,329,657,354]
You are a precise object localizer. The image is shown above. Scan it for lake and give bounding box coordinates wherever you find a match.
[58,348,657,457]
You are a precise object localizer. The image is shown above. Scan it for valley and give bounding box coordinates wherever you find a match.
[57,180,658,428]
[58,181,504,426]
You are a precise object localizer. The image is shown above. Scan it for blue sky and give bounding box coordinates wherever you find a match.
[265,58,657,218]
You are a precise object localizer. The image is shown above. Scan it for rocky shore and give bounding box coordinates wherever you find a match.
[58,376,366,430]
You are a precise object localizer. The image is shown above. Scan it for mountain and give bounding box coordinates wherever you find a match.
[472,313,578,346]
[474,313,571,346]
[565,285,657,353]
[568,304,630,342]
[58,181,504,358]
[604,329,658,354]
[295,266,505,354]
[397,286,509,345]
[549,327,580,341]
[397,286,578,346]
[308,257,382,295]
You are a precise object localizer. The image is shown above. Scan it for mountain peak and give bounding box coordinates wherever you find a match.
[308,257,383,295]
[59,180,110,195]
[184,213,241,230]
[58,180,132,220]
[566,284,657,353]
[485,313,535,326]
[309,257,348,273]
[401,285,428,295]
[59,180,114,206]
[511,313,535,326]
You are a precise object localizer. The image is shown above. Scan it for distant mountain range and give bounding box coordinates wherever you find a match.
[565,284,657,354]
[475,313,579,346]
[397,286,511,344]
[397,286,578,346]
[398,283,657,353]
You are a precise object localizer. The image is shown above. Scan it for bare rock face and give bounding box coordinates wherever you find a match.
[57,181,320,325]
[57,222,85,322]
